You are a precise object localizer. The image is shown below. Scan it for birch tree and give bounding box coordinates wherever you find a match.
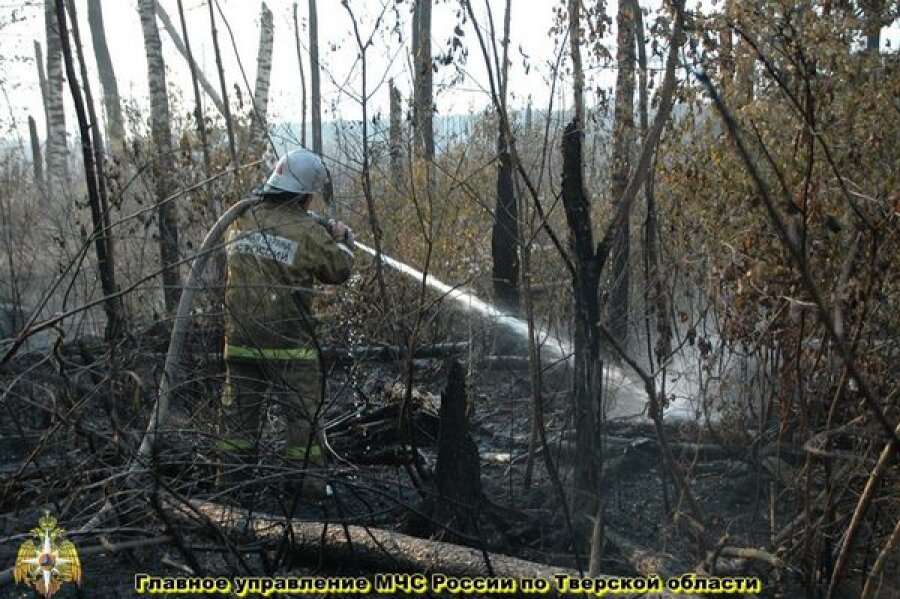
[248,2,274,154]
[44,0,68,193]
[139,0,181,313]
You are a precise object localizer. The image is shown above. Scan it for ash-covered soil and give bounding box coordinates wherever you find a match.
[0,345,886,598]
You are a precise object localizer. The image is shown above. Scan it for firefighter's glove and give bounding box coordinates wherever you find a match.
[329,220,354,250]
[325,220,354,258]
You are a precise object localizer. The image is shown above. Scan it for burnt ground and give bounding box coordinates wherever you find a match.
[0,336,895,599]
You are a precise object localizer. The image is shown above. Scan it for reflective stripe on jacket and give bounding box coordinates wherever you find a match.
[223,343,318,361]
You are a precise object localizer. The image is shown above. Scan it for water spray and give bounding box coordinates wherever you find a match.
[308,211,569,360]
[353,242,573,362]
[337,224,702,421]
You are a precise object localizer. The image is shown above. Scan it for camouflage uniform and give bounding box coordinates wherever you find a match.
[220,199,352,471]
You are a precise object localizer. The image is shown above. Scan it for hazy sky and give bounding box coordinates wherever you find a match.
[0,0,579,145]
[0,1,897,147]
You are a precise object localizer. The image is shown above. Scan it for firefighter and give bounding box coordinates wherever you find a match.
[218,148,353,499]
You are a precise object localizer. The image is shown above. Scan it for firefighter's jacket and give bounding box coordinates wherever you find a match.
[223,199,352,361]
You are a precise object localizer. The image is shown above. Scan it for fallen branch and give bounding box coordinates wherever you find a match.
[826,418,900,599]
[169,499,692,598]
[511,435,744,467]
[717,547,784,569]
[604,527,678,578]
[142,343,470,365]
[860,515,900,599]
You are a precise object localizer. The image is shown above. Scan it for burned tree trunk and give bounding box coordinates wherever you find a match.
[247,2,274,155]
[34,41,49,129]
[68,0,119,318]
[389,80,402,189]
[292,2,307,148]
[634,0,671,365]
[87,0,125,154]
[33,41,51,185]
[56,0,124,341]
[561,121,603,511]
[308,0,322,155]
[432,360,481,538]
[413,0,434,161]
[568,0,585,131]
[139,0,181,314]
[206,0,236,166]
[608,0,637,347]
[732,3,754,108]
[734,44,754,106]
[175,0,210,175]
[492,127,519,315]
[28,117,43,186]
[490,0,519,316]
[562,0,602,514]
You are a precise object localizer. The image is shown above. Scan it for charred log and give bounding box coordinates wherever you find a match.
[431,360,482,539]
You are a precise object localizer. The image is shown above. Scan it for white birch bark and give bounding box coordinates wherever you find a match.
[248,2,274,153]
[139,0,181,313]
[44,0,68,193]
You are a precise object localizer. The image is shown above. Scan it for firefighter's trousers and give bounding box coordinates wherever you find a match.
[218,358,326,467]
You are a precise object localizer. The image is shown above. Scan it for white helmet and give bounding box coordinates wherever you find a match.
[261,148,329,195]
